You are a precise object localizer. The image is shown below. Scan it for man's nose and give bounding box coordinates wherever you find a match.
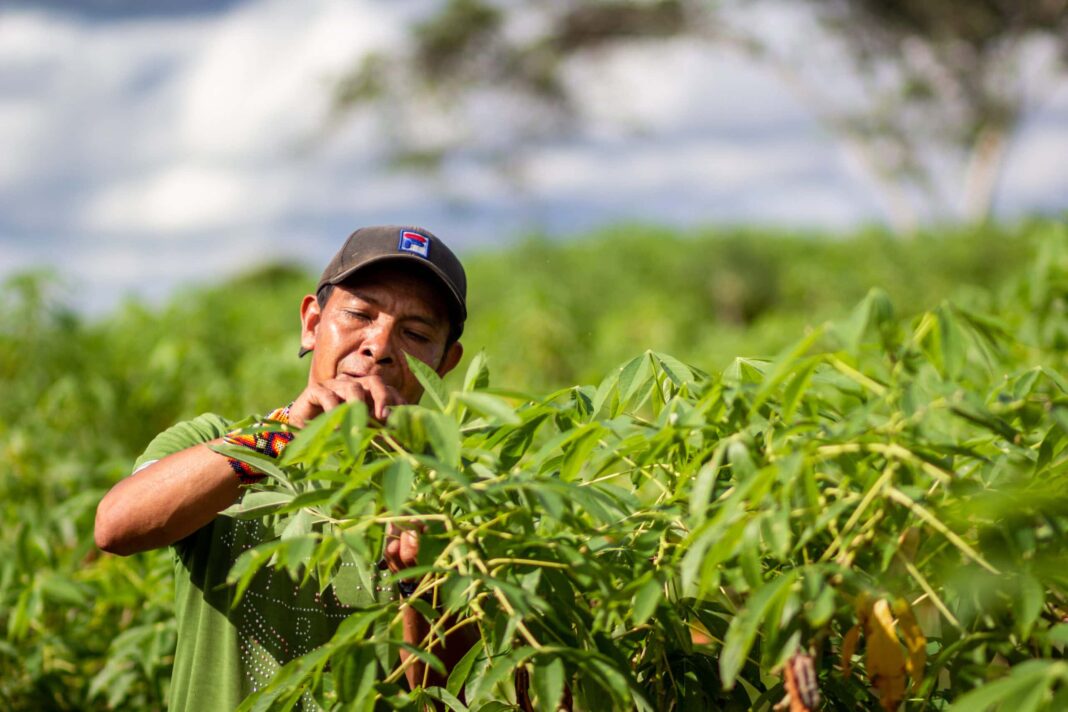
[360,323,397,364]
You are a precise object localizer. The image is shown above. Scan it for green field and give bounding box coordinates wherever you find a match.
[2,219,1066,710]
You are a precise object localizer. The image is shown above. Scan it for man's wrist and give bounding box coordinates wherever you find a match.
[222,405,294,483]
[377,557,421,599]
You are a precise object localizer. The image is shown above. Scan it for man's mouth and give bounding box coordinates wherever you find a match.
[339,370,395,386]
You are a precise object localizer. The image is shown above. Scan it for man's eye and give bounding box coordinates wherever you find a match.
[406,331,430,343]
[346,310,371,321]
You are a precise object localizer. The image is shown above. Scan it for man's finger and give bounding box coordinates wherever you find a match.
[331,377,400,421]
[384,522,421,572]
[288,384,343,427]
[341,376,404,421]
[399,528,419,567]
[360,377,394,421]
[382,385,405,421]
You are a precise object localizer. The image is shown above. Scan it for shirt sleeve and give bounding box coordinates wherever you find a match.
[132,413,233,472]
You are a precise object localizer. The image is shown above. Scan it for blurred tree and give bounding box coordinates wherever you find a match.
[330,0,1067,232]
[794,0,1068,228]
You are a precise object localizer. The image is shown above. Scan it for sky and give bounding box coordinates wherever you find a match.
[2,0,1067,314]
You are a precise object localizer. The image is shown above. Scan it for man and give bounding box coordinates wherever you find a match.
[95,226,472,710]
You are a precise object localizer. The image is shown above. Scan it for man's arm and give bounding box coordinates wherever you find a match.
[401,604,480,691]
[95,376,404,556]
[94,441,241,556]
[386,524,479,690]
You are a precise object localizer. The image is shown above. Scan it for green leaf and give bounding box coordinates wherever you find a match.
[406,353,449,411]
[652,351,699,388]
[228,541,287,604]
[210,442,290,483]
[559,424,604,481]
[723,357,768,384]
[781,357,820,423]
[471,703,513,712]
[447,638,484,699]
[749,326,825,417]
[38,575,86,606]
[618,352,654,411]
[532,657,565,710]
[397,643,447,676]
[391,406,462,467]
[423,410,462,468]
[382,458,414,513]
[727,439,756,481]
[719,570,799,688]
[330,607,391,645]
[221,491,294,521]
[835,287,893,349]
[462,350,491,392]
[279,403,353,465]
[614,355,645,404]
[279,509,314,540]
[275,534,318,579]
[1015,574,1045,640]
[688,442,726,522]
[407,596,440,622]
[497,412,550,469]
[947,660,1068,712]
[283,488,341,516]
[453,391,521,425]
[804,576,836,628]
[470,647,536,700]
[1014,682,1051,712]
[632,578,662,626]
[936,304,965,379]
[335,644,378,705]
[1047,624,1068,646]
[591,366,621,417]
[423,686,469,712]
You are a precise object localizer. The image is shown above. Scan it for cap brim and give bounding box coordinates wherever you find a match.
[324,253,467,327]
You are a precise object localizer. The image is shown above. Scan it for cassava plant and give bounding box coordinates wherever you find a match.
[219,225,1068,711]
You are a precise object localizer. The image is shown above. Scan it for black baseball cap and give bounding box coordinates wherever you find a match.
[299,225,467,357]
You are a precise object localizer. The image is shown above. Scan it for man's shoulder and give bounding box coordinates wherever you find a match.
[133,412,234,472]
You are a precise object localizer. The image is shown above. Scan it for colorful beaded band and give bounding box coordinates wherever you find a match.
[223,406,294,484]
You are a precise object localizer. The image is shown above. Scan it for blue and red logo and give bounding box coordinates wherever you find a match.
[398,230,430,258]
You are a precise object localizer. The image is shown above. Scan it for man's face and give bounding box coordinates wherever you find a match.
[299,263,463,405]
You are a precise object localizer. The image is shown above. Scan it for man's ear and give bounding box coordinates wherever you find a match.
[299,294,321,354]
[437,341,464,377]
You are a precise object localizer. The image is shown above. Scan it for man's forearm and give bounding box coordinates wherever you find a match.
[401,604,479,691]
[94,440,242,555]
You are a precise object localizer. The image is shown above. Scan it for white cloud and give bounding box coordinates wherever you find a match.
[0,100,39,189]
[1000,122,1068,210]
[84,162,251,233]
[566,40,811,135]
[525,136,827,198]
[177,0,399,160]
[0,11,80,63]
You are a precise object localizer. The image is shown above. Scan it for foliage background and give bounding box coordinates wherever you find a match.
[0,219,1064,709]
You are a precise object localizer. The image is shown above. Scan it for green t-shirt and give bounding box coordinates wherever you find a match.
[135,414,374,711]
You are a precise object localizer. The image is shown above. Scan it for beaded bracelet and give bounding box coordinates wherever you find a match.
[223,405,294,484]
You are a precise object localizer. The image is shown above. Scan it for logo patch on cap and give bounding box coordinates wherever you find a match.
[398,230,430,258]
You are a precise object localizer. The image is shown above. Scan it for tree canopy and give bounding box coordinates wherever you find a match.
[332,0,1068,230]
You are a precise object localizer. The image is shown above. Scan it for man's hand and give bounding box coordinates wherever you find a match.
[288,375,404,426]
[387,518,478,692]
[384,521,424,579]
